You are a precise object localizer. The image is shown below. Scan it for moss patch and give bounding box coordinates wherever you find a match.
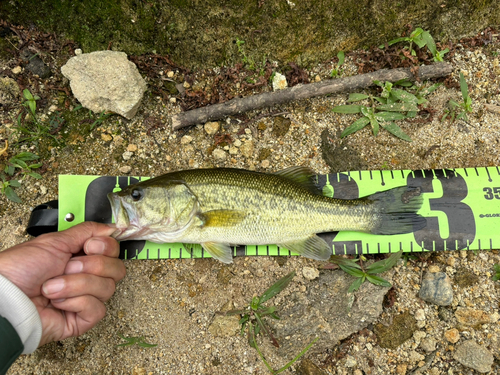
[374,311,417,349]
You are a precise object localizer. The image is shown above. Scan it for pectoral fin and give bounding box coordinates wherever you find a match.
[202,242,234,264]
[201,210,246,228]
[278,235,332,261]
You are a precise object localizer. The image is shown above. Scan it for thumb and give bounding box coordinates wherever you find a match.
[37,222,117,255]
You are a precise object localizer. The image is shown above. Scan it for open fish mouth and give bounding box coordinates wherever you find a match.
[107,192,145,241]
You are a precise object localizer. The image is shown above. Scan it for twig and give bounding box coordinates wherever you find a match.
[0,140,8,157]
[171,62,453,130]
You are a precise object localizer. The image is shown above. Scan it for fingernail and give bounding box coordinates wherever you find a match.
[86,238,105,254]
[52,298,66,303]
[65,260,83,274]
[43,279,65,295]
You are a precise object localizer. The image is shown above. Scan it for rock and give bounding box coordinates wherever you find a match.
[302,267,319,280]
[438,306,453,322]
[272,72,287,91]
[272,116,291,137]
[127,144,138,152]
[20,49,51,78]
[181,135,193,145]
[296,358,327,375]
[119,166,132,174]
[208,314,240,337]
[375,311,418,349]
[122,151,133,161]
[455,307,493,326]
[101,133,113,142]
[228,146,238,155]
[409,350,424,362]
[396,364,407,375]
[428,265,440,273]
[414,309,425,321]
[345,355,357,367]
[61,51,147,119]
[0,77,20,106]
[167,71,175,78]
[204,121,220,135]
[11,66,22,74]
[239,140,254,158]
[212,149,226,160]
[261,160,270,168]
[74,49,83,55]
[453,340,494,373]
[275,270,392,357]
[233,139,242,147]
[321,130,367,173]
[444,328,460,343]
[418,272,453,306]
[454,267,479,288]
[420,337,437,353]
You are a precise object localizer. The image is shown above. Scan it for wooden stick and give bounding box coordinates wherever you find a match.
[171,62,452,130]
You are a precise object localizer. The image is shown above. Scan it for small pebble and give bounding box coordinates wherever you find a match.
[101,133,113,142]
[12,66,22,74]
[183,81,190,88]
[167,70,175,78]
[181,135,193,145]
[428,265,440,273]
[122,151,133,161]
[74,48,82,55]
[455,307,492,326]
[261,160,270,168]
[272,72,287,91]
[453,340,494,373]
[344,355,356,367]
[415,309,426,321]
[127,144,138,152]
[240,140,254,158]
[420,337,437,353]
[169,97,177,103]
[302,267,319,280]
[204,121,220,135]
[212,149,226,160]
[233,139,242,147]
[229,146,238,155]
[119,166,132,174]
[314,75,321,82]
[418,272,453,306]
[444,328,460,343]
[396,364,407,375]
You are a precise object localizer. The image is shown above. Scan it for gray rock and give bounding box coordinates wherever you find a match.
[20,49,51,78]
[420,336,437,353]
[61,51,146,119]
[273,270,391,357]
[453,340,494,373]
[419,271,453,306]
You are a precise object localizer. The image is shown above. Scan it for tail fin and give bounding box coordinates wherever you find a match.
[368,186,426,235]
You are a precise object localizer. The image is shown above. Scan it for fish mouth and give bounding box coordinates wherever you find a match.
[107,192,145,241]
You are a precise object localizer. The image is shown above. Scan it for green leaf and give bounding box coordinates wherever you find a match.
[28,163,43,169]
[27,172,42,179]
[347,93,370,102]
[348,276,365,293]
[339,264,366,278]
[259,271,296,304]
[370,117,379,136]
[251,296,260,310]
[375,112,405,121]
[12,160,28,169]
[6,165,15,176]
[341,116,370,137]
[332,105,363,114]
[390,89,418,104]
[449,99,460,108]
[23,89,34,101]
[14,152,39,161]
[381,123,412,142]
[377,102,418,112]
[366,250,403,274]
[337,51,345,66]
[4,186,22,203]
[383,37,409,47]
[366,274,392,287]
[373,96,387,104]
[459,72,469,101]
[394,79,413,87]
[421,31,437,56]
[9,180,21,187]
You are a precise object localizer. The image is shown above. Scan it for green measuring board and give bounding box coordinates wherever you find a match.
[58,167,500,260]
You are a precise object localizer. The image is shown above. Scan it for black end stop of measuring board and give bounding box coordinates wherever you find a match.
[26,200,59,237]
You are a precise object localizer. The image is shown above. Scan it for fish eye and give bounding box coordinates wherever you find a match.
[130,188,144,202]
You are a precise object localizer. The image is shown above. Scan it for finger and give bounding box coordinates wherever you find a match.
[83,236,120,258]
[64,255,126,283]
[37,222,117,255]
[50,295,106,339]
[42,273,116,302]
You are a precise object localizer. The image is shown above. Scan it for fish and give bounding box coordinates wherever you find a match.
[107,167,426,264]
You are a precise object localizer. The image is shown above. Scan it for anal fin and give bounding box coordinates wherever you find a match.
[278,235,332,261]
[201,242,234,264]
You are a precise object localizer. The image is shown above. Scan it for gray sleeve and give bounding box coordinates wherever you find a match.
[0,274,42,354]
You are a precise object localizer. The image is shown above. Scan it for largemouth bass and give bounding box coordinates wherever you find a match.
[108,167,425,263]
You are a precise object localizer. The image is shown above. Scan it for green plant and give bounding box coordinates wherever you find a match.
[116,334,157,348]
[331,251,402,293]
[13,89,60,146]
[330,51,345,78]
[492,264,500,281]
[236,38,256,70]
[1,152,42,202]
[441,73,472,122]
[225,271,317,374]
[380,28,449,62]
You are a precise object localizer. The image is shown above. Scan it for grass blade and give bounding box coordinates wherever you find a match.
[459,72,469,101]
[259,271,296,304]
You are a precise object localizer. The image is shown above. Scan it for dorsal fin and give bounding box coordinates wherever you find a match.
[274,166,322,195]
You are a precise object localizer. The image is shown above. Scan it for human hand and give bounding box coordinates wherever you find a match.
[0,222,126,346]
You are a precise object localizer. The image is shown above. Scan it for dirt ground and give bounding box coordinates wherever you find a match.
[1,24,500,374]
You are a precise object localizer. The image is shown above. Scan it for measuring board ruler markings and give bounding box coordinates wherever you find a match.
[58,167,500,260]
